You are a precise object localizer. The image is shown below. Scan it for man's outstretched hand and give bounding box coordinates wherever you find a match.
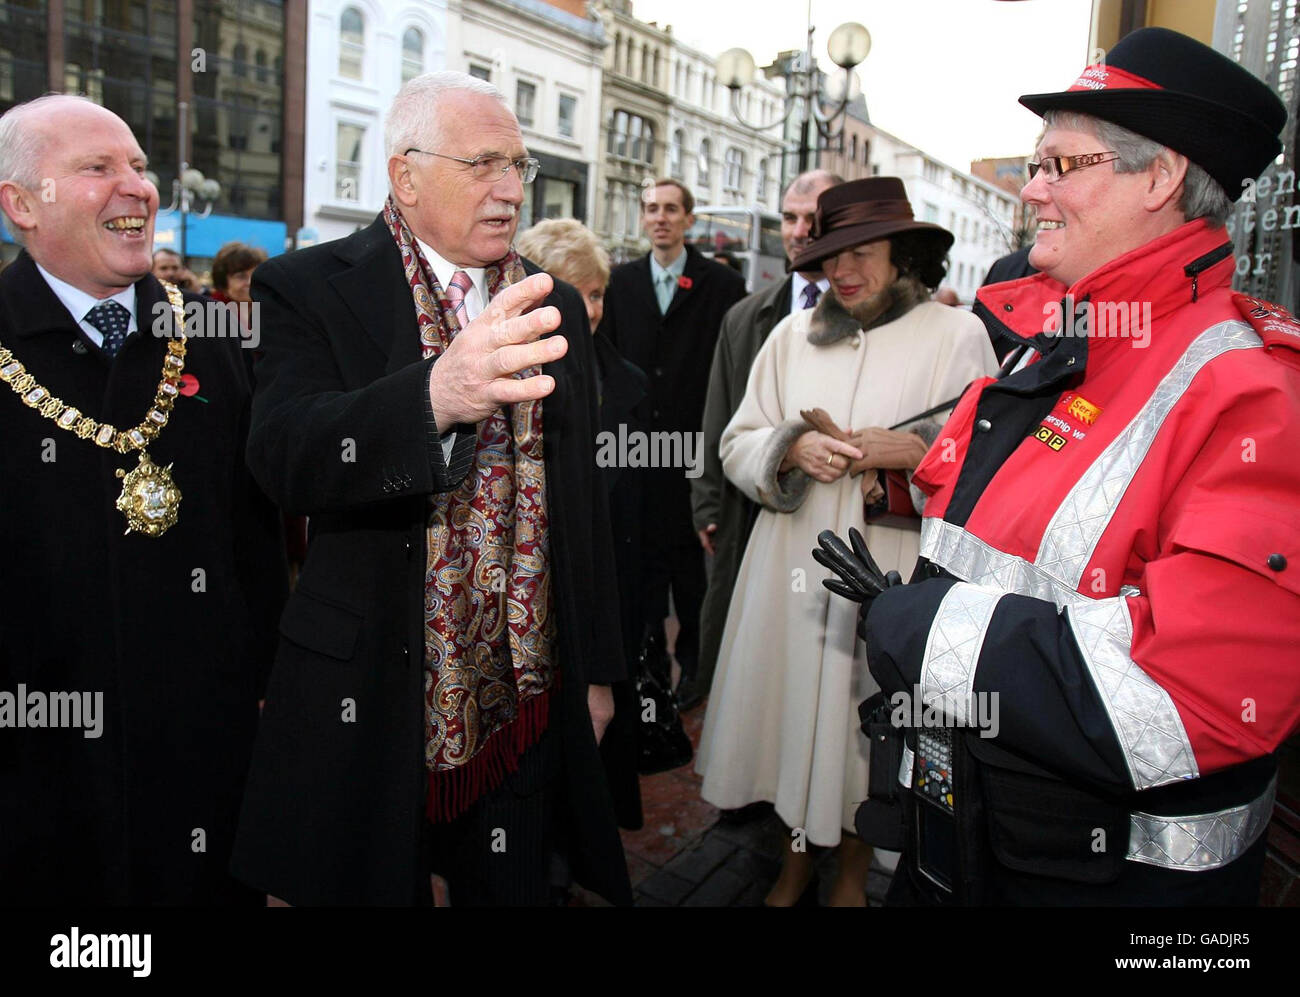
[813,527,902,605]
[429,272,568,429]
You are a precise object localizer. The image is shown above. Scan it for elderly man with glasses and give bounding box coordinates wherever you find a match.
[821,28,1300,906]
[230,71,631,907]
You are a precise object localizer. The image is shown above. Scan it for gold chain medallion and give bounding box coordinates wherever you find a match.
[115,452,181,536]
[0,281,189,537]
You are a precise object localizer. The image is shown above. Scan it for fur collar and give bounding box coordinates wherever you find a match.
[806,274,930,346]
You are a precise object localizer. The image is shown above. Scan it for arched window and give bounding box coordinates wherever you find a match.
[724,147,744,191]
[608,109,628,157]
[255,49,267,83]
[850,135,858,162]
[669,129,684,178]
[339,7,365,80]
[233,42,247,78]
[756,157,769,202]
[698,138,711,189]
[402,27,424,84]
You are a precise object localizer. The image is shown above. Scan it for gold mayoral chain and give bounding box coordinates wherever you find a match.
[0,280,188,538]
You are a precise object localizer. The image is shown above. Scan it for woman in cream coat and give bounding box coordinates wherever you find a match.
[696,178,998,906]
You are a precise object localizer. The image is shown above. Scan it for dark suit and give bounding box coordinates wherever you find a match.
[231,217,632,905]
[0,252,286,905]
[690,275,794,688]
[598,245,746,677]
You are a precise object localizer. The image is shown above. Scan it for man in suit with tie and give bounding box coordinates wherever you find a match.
[687,170,841,709]
[0,94,286,903]
[230,71,630,906]
[599,180,746,703]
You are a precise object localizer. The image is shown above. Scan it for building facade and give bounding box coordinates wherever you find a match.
[302,0,449,245]
[665,37,783,213]
[592,0,669,261]
[865,127,1019,304]
[1,0,307,269]
[456,0,605,230]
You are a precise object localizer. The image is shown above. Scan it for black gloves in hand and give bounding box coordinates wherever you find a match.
[814,527,902,606]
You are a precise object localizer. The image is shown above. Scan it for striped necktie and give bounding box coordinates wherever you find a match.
[445,270,473,332]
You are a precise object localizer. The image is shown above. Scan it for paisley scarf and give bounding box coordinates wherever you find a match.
[383,196,557,822]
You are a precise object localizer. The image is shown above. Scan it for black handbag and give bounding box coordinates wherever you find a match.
[634,628,694,775]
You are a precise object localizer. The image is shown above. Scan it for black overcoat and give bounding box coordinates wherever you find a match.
[0,253,286,904]
[230,217,632,905]
[690,276,793,685]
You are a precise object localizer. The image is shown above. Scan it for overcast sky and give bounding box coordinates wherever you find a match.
[631,0,1096,169]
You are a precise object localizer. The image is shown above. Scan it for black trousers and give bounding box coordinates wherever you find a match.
[420,729,560,906]
[641,474,706,678]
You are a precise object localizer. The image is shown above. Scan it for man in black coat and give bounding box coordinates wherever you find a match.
[0,95,286,904]
[598,179,746,699]
[230,72,631,906]
[690,170,840,704]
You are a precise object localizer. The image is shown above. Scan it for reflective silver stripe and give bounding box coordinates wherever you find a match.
[1065,597,1197,789]
[919,320,1262,791]
[919,583,1003,723]
[1036,320,1261,589]
[921,518,1083,609]
[1128,777,1275,871]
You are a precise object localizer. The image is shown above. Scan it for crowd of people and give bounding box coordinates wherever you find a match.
[1,26,1298,909]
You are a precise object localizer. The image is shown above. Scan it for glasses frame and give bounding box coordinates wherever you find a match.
[1027,151,1120,182]
[404,148,541,184]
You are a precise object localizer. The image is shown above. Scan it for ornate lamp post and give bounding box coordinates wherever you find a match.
[716,16,871,177]
[145,102,222,264]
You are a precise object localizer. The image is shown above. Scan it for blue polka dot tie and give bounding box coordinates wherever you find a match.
[801,283,822,310]
[85,300,132,358]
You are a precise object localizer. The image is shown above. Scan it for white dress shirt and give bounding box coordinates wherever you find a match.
[36,263,137,349]
[790,272,830,314]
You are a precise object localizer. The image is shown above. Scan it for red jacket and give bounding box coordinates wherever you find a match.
[865,219,1300,874]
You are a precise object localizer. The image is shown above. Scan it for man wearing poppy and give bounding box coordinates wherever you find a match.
[599,180,746,708]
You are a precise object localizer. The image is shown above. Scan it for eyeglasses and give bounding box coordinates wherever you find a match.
[404,148,541,184]
[1026,151,1120,182]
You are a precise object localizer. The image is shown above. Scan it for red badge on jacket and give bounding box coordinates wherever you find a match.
[678,276,693,290]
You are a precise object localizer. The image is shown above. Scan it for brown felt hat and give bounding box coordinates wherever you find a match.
[788,177,953,273]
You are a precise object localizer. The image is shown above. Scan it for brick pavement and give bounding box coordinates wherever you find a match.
[574,699,894,907]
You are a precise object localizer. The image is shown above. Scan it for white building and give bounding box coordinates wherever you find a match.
[303,0,450,244]
[456,0,606,228]
[867,126,1020,304]
[665,39,784,211]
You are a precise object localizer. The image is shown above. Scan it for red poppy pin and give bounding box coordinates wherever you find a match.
[678,276,693,290]
[178,373,208,403]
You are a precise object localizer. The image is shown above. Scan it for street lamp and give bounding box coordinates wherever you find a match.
[148,101,222,263]
[717,17,871,177]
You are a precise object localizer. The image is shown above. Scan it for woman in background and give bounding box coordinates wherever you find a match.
[517,219,647,831]
[696,179,999,906]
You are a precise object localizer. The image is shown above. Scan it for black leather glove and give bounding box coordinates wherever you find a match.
[813,527,902,607]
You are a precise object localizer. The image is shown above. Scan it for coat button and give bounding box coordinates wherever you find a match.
[1268,553,1287,571]
[1003,303,1013,312]
[382,480,392,493]
[654,367,664,376]
[926,563,943,578]
[975,418,992,433]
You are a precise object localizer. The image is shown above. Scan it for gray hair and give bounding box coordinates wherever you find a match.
[0,94,105,243]
[1042,110,1232,226]
[384,70,506,165]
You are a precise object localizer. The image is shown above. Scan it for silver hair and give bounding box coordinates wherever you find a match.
[384,70,506,166]
[0,94,105,243]
[1042,110,1233,226]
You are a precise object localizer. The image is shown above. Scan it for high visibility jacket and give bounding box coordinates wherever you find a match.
[865,219,1300,891]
